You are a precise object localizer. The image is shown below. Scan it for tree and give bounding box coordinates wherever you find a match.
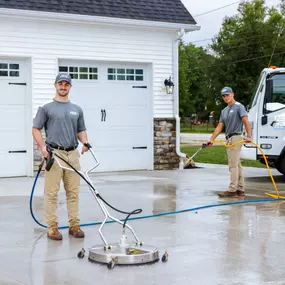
[179,0,285,120]
[179,41,214,119]
[210,0,285,107]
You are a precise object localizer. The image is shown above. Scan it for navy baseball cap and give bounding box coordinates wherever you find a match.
[221,86,233,95]
[55,73,72,84]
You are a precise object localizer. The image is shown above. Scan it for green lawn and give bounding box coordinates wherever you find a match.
[180,145,266,168]
[180,123,216,134]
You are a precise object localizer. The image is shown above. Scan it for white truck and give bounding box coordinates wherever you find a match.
[240,66,285,175]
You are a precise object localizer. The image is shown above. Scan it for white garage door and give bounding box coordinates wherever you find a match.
[0,60,28,177]
[58,61,152,172]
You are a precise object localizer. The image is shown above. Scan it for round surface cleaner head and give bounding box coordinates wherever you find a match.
[88,242,159,266]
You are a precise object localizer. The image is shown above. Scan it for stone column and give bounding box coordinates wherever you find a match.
[33,130,46,172]
[154,118,180,170]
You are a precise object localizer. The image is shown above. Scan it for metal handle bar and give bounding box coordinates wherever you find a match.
[53,147,100,174]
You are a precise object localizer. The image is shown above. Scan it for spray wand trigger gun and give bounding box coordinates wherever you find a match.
[202,143,208,148]
[202,141,213,148]
[45,145,54,172]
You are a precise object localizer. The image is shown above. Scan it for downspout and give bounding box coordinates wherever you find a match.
[173,28,186,170]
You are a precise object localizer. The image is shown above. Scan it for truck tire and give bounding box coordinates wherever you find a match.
[275,156,285,175]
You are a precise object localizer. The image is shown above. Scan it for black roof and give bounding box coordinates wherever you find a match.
[0,0,196,25]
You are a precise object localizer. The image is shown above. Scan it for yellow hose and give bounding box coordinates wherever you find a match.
[213,139,282,199]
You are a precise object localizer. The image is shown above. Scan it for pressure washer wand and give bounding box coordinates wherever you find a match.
[184,142,209,168]
[189,143,208,160]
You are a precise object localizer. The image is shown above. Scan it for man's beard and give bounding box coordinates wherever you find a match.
[58,90,68,97]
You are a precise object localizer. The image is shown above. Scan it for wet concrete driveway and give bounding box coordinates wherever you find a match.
[0,163,285,285]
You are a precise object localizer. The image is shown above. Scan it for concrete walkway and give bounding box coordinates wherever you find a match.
[181,133,225,145]
[0,164,285,285]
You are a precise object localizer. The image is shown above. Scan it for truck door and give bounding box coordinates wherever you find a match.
[258,72,285,161]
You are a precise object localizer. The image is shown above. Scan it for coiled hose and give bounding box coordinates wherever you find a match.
[29,140,284,230]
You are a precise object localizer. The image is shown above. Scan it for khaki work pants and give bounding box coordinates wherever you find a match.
[226,135,244,193]
[44,149,81,229]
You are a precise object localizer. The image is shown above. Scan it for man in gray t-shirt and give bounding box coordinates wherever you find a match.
[207,87,252,198]
[33,99,86,149]
[32,73,90,241]
[219,101,248,138]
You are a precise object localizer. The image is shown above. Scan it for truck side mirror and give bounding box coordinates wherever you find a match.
[265,78,273,104]
[263,78,273,117]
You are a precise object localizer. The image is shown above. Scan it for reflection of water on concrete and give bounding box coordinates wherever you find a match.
[152,184,177,214]
[220,205,245,281]
[258,201,285,284]
[218,201,285,285]
[260,201,285,250]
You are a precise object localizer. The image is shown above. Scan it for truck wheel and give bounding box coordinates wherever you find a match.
[275,156,285,175]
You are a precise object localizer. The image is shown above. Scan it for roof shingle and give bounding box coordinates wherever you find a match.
[0,0,196,25]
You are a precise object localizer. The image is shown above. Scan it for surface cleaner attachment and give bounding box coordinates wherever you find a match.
[52,144,163,268]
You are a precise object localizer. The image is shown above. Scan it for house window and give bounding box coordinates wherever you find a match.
[58,66,98,80]
[0,63,20,77]
[108,68,144,81]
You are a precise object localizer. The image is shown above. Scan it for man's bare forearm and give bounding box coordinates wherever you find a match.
[242,117,252,138]
[210,123,224,141]
[32,128,45,149]
[77,131,88,145]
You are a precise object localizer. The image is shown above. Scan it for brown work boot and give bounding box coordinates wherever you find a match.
[69,226,85,238]
[218,191,238,198]
[237,190,245,197]
[47,228,62,241]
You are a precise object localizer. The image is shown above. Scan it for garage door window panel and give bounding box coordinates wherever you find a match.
[0,63,20,77]
[59,66,98,80]
[108,68,144,82]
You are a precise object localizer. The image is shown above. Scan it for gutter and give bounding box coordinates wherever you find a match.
[0,8,201,32]
[173,28,194,169]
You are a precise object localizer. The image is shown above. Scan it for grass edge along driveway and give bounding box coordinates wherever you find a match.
[180,145,266,168]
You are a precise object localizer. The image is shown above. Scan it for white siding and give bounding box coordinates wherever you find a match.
[0,17,176,118]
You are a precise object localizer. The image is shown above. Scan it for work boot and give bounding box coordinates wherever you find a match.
[218,191,238,198]
[69,226,85,238]
[237,190,245,197]
[47,228,62,241]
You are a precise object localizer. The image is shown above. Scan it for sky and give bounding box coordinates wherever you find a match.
[181,0,281,47]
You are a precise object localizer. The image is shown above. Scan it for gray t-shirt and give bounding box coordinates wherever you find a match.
[219,101,248,136]
[33,99,86,148]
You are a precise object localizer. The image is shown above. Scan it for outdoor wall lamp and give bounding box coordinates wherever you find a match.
[164,76,174,94]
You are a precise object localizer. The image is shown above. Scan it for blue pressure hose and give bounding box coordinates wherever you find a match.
[30,168,285,230]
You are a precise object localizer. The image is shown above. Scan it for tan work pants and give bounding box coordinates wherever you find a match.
[226,135,244,193]
[44,149,81,229]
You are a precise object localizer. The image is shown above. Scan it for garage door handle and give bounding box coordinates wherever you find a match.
[101,110,106,122]
[103,109,106,121]
[8,82,27,85]
[133,146,147,149]
[132,86,147,88]
[9,150,27,153]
